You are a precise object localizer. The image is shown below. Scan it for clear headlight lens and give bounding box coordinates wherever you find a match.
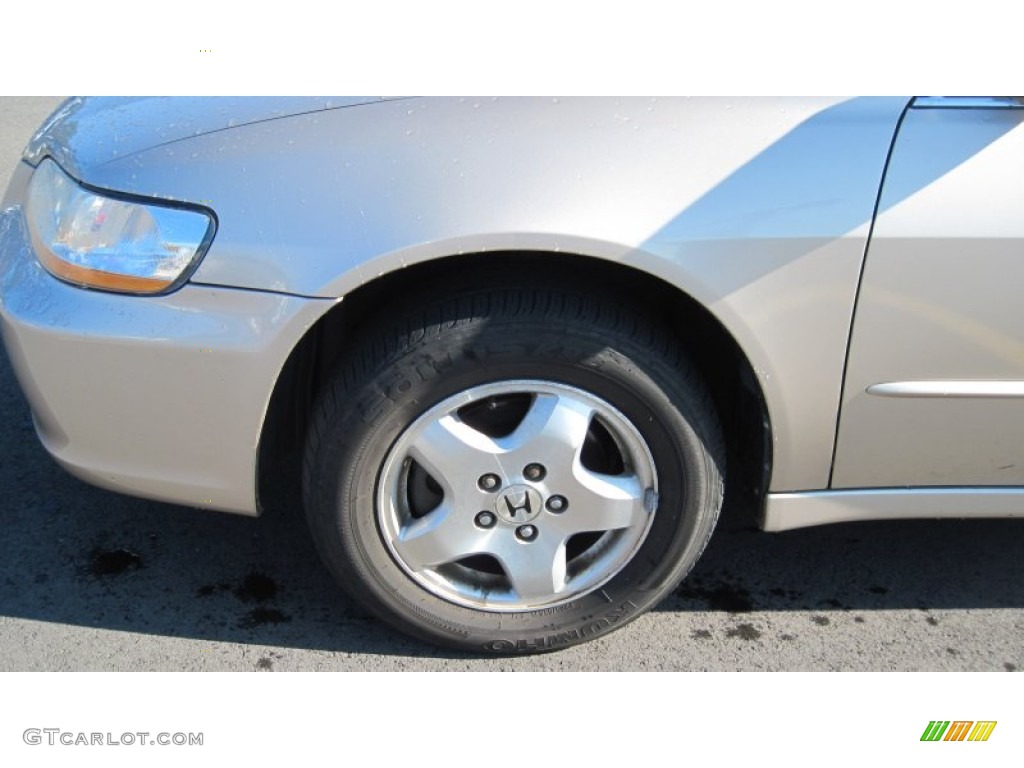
[24,158,213,294]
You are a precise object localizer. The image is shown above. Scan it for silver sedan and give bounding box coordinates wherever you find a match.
[1,96,1021,653]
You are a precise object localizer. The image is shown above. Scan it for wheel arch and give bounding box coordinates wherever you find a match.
[256,250,772,524]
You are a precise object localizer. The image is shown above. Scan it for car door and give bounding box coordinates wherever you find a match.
[832,97,1024,488]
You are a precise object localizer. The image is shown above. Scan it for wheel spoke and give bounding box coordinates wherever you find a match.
[498,393,594,467]
[393,503,490,570]
[554,470,648,536]
[496,535,569,602]
[407,414,498,491]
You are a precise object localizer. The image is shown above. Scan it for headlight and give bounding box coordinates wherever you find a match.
[24,158,214,294]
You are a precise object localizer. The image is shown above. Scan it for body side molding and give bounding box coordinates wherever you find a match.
[764,487,1024,531]
[867,380,1024,398]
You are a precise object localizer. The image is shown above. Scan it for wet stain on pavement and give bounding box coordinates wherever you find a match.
[677,579,754,612]
[822,598,850,610]
[255,657,274,671]
[690,629,712,640]
[726,623,762,641]
[194,571,288,629]
[811,615,830,626]
[89,548,143,576]
[234,572,278,602]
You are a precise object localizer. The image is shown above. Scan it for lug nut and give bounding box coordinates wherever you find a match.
[523,463,546,481]
[546,495,568,513]
[516,525,538,542]
[478,473,501,491]
[475,511,497,529]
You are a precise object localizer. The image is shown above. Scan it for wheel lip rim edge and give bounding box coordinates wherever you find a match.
[374,378,660,613]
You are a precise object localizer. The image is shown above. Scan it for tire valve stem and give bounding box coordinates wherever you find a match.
[644,488,659,513]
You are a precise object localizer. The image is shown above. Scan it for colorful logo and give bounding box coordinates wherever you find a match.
[921,721,997,742]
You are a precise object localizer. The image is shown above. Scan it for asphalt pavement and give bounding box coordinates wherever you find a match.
[0,96,1021,671]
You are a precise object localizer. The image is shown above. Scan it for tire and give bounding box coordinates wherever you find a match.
[303,282,724,653]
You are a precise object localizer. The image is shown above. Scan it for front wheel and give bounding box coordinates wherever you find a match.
[303,284,724,653]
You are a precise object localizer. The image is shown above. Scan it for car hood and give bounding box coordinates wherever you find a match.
[23,96,391,178]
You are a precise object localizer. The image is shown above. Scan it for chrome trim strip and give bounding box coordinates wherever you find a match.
[912,96,1024,109]
[866,380,1024,398]
[763,488,1024,532]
